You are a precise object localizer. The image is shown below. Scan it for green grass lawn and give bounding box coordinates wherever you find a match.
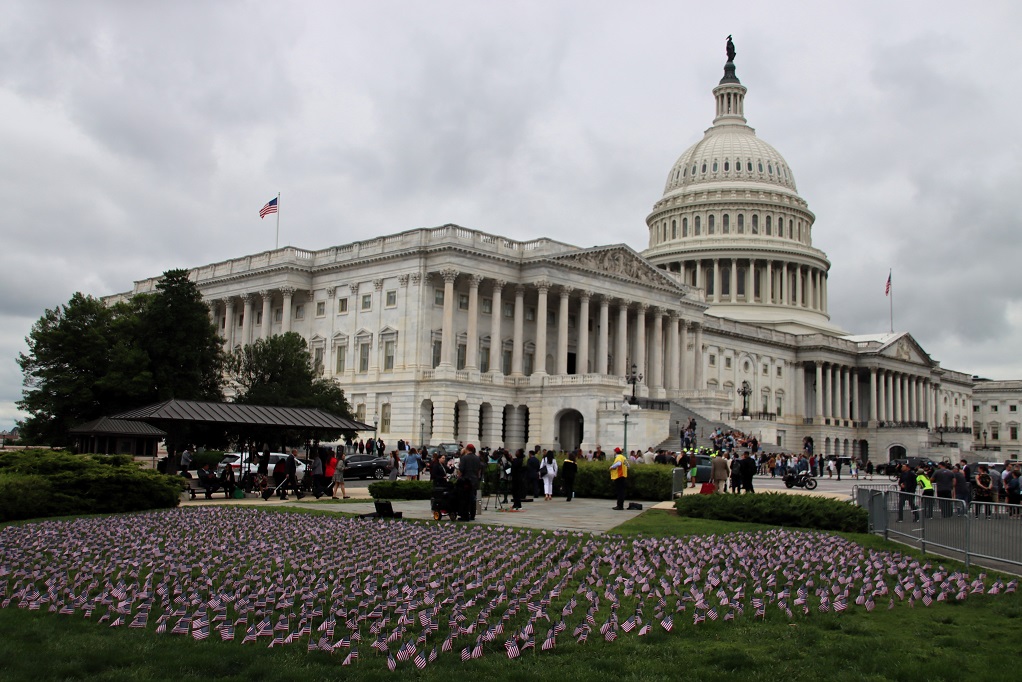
[0,508,1018,681]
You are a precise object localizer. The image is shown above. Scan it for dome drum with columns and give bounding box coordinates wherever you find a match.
[103,43,998,462]
[643,54,837,335]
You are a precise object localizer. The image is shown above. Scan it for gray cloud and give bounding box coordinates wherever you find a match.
[3,1,1022,429]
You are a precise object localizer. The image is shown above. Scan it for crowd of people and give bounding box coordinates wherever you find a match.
[895,459,1022,521]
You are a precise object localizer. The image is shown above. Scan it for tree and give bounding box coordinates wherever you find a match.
[227,333,353,443]
[17,294,151,445]
[138,269,225,402]
[17,270,227,446]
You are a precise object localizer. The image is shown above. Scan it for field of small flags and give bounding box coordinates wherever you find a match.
[0,507,1017,674]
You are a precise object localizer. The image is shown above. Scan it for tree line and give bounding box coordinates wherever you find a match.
[17,269,350,447]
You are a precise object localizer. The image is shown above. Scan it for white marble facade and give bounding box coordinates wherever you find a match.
[108,58,987,462]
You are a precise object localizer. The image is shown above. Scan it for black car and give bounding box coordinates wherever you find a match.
[342,453,391,480]
[879,457,938,479]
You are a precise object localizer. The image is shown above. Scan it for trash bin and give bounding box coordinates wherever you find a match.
[672,468,687,498]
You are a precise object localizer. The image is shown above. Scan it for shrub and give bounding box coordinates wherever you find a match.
[368,480,433,500]
[0,449,181,521]
[193,450,225,468]
[569,460,673,501]
[674,492,868,533]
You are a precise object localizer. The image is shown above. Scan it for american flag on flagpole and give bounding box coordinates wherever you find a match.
[885,272,891,296]
[259,197,278,219]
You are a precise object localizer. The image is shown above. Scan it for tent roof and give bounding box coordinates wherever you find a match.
[68,417,167,437]
[111,399,373,432]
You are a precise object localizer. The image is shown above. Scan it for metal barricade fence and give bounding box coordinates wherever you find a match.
[858,489,1022,571]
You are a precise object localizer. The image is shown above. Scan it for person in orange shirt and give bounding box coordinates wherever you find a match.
[609,447,629,510]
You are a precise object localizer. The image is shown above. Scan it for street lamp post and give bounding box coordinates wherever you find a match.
[621,401,631,455]
[738,380,752,417]
[936,426,945,445]
[982,429,988,449]
[626,363,643,402]
[420,419,425,448]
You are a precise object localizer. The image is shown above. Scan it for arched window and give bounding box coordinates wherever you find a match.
[723,214,730,234]
[752,215,759,234]
[768,163,774,175]
[682,166,687,177]
[758,161,764,172]
[765,215,772,235]
[712,160,718,172]
[695,216,701,235]
[692,164,697,175]
[682,217,688,237]
[708,214,715,234]
[721,266,731,296]
[737,214,744,234]
[723,160,730,172]
[671,219,677,239]
[788,219,793,239]
[747,161,753,172]
[701,162,707,173]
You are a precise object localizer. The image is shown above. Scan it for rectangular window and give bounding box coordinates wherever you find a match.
[708,354,716,367]
[547,311,555,325]
[1012,405,1018,412]
[380,404,391,434]
[385,290,397,307]
[974,404,980,412]
[725,357,732,369]
[295,305,304,320]
[432,341,442,368]
[456,344,467,370]
[479,348,490,373]
[524,353,534,376]
[361,294,372,311]
[355,404,365,422]
[762,395,769,413]
[359,343,370,372]
[482,298,492,315]
[256,310,263,325]
[1011,426,1019,441]
[502,349,512,374]
[434,289,444,306]
[237,314,244,328]
[992,405,999,413]
[762,365,768,375]
[274,308,282,322]
[316,301,325,317]
[338,298,349,313]
[503,302,514,318]
[384,341,395,371]
[991,425,1000,440]
[526,307,535,321]
[776,396,783,417]
[569,314,576,329]
[776,366,783,378]
[335,346,347,373]
[458,294,469,311]
[313,347,324,369]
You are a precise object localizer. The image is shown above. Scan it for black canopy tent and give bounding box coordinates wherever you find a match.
[111,399,374,472]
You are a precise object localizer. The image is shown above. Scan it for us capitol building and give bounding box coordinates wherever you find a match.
[111,53,1016,463]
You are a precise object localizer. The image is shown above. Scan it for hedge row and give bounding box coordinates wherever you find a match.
[674,492,868,533]
[0,450,182,522]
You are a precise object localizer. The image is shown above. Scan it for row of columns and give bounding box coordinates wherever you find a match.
[809,362,934,425]
[666,258,828,313]
[210,287,298,349]
[435,273,706,391]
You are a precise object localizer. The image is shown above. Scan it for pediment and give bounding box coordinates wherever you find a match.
[546,246,685,292]
[878,334,932,366]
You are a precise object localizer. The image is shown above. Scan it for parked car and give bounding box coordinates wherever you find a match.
[342,453,391,479]
[217,452,306,479]
[878,457,938,479]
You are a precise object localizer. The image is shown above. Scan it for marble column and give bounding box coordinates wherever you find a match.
[869,368,878,421]
[815,362,824,418]
[222,297,235,348]
[466,275,482,370]
[615,301,628,376]
[693,323,704,389]
[795,267,803,307]
[651,309,664,390]
[597,296,609,375]
[878,370,887,421]
[679,320,690,389]
[712,259,720,303]
[577,291,592,374]
[241,294,254,347]
[557,287,571,375]
[634,304,647,385]
[280,287,295,334]
[765,261,773,303]
[730,258,738,303]
[852,370,860,421]
[439,269,458,367]
[260,291,272,340]
[667,312,679,390]
[534,281,550,375]
[489,280,504,374]
[512,285,525,376]
[892,372,902,422]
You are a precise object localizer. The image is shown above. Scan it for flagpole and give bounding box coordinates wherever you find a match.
[888,269,893,333]
[275,192,281,250]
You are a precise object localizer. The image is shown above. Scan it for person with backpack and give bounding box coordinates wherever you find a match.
[540,450,558,501]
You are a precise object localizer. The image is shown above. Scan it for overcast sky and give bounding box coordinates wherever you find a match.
[2,1,1020,429]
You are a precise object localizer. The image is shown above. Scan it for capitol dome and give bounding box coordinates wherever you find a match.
[642,57,841,335]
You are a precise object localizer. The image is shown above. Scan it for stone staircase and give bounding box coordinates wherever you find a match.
[654,400,788,455]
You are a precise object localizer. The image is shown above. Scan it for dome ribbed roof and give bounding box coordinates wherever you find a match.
[663,126,798,196]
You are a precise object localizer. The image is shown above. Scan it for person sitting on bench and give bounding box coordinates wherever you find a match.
[196,463,220,499]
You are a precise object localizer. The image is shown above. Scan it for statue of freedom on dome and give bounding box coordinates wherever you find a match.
[726,35,736,62]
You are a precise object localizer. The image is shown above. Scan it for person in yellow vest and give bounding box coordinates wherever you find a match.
[916,466,935,519]
[610,447,629,510]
